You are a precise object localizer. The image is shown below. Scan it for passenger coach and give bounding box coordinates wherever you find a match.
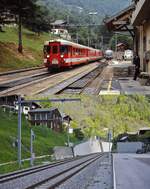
[43,39,103,71]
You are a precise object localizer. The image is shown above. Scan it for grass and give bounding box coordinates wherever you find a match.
[0,26,55,71]
[0,108,79,174]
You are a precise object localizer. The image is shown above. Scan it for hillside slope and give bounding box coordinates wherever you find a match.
[39,0,132,26]
[50,95,150,137]
[0,27,52,72]
[61,0,131,15]
[0,108,78,173]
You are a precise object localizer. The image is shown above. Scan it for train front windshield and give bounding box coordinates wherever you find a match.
[43,45,51,55]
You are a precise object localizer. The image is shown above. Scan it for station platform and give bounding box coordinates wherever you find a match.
[99,60,150,95]
[113,153,150,189]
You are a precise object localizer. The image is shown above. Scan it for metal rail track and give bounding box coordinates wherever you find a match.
[0,66,45,77]
[29,153,104,189]
[0,72,51,92]
[57,63,107,95]
[0,154,93,182]
[0,153,104,189]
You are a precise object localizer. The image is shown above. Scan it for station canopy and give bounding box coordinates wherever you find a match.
[105,4,135,38]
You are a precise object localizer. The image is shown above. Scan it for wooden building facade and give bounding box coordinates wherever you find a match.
[28,108,63,132]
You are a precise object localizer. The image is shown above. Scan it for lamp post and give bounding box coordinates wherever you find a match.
[88,12,98,47]
[17,95,22,167]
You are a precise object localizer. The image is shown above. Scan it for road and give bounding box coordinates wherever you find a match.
[113,153,150,189]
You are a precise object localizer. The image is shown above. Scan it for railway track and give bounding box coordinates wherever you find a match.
[39,62,107,96]
[57,63,106,95]
[0,62,103,96]
[0,66,45,77]
[0,71,51,92]
[0,153,105,189]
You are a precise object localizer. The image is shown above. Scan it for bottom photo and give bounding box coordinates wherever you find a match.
[0,94,150,189]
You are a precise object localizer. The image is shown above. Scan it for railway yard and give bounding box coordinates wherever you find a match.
[1,60,150,97]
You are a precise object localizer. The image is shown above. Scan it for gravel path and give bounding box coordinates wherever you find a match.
[56,154,113,189]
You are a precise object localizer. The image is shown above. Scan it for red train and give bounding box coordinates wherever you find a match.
[43,39,103,71]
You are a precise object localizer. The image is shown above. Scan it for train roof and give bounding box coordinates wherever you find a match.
[44,39,100,51]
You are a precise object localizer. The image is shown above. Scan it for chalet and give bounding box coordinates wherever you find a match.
[28,108,63,132]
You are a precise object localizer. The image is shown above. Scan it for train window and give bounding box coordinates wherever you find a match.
[60,45,68,54]
[52,46,58,54]
[43,45,51,54]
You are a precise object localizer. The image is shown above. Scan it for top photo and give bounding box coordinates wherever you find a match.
[0,0,150,97]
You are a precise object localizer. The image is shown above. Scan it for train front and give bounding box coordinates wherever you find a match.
[43,41,69,71]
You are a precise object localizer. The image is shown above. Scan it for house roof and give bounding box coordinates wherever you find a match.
[51,20,67,26]
[28,107,58,113]
[21,102,41,108]
[117,43,126,47]
[61,113,72,120]
[139,127,150,131]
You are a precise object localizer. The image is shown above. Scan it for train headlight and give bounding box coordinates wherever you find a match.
[47,55,50,58]
[61,55,64,58]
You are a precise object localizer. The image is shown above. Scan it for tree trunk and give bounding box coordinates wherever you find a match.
[18,3,23,53]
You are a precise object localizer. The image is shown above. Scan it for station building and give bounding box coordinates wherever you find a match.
[131,0,150,73]
[106,0,150,75]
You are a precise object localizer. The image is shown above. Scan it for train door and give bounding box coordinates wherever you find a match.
[50,42,60,66]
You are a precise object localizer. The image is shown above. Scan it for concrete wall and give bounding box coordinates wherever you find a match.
[53,146,74,160]
[73,139,112,156]
[117,142,143,153]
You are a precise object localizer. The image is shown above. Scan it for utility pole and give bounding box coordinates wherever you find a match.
[108,130,112,164]
[18,95,22,167]
[30,129,35,166]
[115,33,118,59]
[101,36,104,50]
[67,121,70,147]
[115,33,118,52]
[76,32,79,43]
[88,36,90,47]
[67,15,70,25]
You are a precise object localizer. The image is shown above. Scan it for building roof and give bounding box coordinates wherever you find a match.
[105,3,135,37]
[139,127,150,131]
[21,102,41,108]
[131,0,150,26]
[51,20,67,26]
[105,4,135,24]
[61,113,72,120]
[117,43,126,47]
[28,107,58,113]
